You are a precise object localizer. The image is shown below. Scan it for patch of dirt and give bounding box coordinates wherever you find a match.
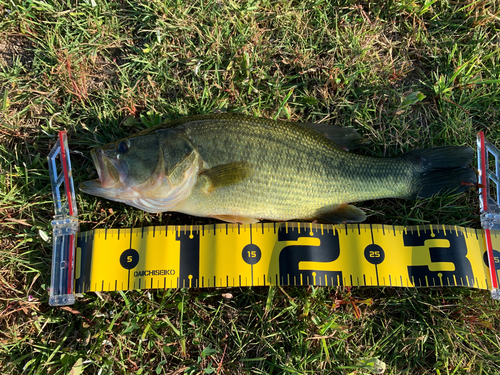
[89,54,119,91]
[0,34,34,68]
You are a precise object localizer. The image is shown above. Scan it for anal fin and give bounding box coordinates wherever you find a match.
[315,204,366,223]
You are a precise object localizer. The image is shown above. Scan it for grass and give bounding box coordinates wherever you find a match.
[1,0,500,373]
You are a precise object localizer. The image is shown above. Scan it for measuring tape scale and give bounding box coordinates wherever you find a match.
[74,222,500,293]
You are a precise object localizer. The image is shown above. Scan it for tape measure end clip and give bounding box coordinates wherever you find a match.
[490,289,500,300]
[48,131,79,307]
[477,132,500,297]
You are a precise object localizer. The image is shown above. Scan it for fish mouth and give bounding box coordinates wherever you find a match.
[79,148,127,194]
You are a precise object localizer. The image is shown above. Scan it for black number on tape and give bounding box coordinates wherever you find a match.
[278,226,342,286]
[242,244,261,265]
[364,244,385,265]
[403,229,474,287]
[120,249,139,270]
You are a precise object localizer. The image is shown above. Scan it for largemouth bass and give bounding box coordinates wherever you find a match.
[80,114,475,223]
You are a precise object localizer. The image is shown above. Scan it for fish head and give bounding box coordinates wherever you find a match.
[80,133,162,200]
[79,130,203,213]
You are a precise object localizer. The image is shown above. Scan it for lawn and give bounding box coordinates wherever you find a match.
[1,0,500,374]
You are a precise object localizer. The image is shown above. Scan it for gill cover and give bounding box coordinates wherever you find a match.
[80,129,204,213]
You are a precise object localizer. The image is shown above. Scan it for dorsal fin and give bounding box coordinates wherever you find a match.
[302,123,370,150]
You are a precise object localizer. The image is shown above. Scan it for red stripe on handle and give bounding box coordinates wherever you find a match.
[58,131,75,294]
[485,229,498,289]
[59,131,74,216]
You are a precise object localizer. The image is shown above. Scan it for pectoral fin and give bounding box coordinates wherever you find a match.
[200,161,253,192]
[315,204,366,223]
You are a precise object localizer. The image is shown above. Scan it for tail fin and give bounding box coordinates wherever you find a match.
[402,146,476,198]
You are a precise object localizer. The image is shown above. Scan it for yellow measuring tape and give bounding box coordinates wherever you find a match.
[74,223,500,293]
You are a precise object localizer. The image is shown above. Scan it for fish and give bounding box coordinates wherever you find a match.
[79,113,476,223]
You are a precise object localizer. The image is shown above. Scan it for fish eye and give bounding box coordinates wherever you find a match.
[118,141,129,153]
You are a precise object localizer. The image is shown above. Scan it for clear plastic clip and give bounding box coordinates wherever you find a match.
[477,131,500,299]
[47,131,78,306]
